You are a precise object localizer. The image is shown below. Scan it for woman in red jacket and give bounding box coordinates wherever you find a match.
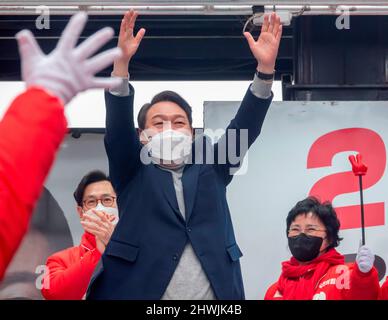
[41,171,118,300]
[0,12,121,281]
[265,197,380,300]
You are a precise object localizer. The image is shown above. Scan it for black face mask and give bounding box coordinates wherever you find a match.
[288,233,324,262]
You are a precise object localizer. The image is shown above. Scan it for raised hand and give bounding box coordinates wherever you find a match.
[113,9,146,77]
[15,12,122,105]
[81,210,115,254]
[243,12,283,74]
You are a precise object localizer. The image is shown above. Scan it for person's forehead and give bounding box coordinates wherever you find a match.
[147,101,188,119]
[292,212,322,225]
[83,181,115,198]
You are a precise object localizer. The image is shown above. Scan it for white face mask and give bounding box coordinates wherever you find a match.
[144,129,192,165]
[84,203,119,225]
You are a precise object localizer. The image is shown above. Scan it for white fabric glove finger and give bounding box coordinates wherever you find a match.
[90,77,122,89]
[356,245,375,273]
[359,246,372,257]
[85,47,122,75]
[15,30,43,64]
[73,27,115,61]
[57,12,88,51]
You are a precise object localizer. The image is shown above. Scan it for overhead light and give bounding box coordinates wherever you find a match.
[253,10,293,26]
[1,3,388,15]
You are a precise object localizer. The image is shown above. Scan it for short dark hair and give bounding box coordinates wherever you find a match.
[286,197,343,249]
[73,170,111,207]
[137,91,193,130]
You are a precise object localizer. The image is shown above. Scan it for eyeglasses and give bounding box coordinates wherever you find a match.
[288,226,326,237]
[82,196,116,210]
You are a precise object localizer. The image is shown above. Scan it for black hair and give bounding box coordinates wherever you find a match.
[286,196,343,249]
[73,170,111,207]
[137,91,193,130]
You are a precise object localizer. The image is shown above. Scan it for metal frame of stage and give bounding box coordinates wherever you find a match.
[1,1,388,15]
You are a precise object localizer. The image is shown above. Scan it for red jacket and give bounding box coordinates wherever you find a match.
[41,232,102,300]
[265,249,380,300]
[0,87,67,280]
[379,277,388,300]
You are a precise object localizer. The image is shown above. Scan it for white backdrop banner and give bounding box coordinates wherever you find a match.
[204,100,388,299]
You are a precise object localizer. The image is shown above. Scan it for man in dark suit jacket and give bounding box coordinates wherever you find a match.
[87,10,283,300]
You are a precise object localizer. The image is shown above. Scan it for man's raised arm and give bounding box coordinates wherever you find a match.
[214,13,282,184]
[105,10,146,193]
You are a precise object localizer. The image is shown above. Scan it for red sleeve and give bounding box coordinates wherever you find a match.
[379,277,388,300]
[41,249,101,300]
[0,87,67,280]
[343,264,380,300]
[264,282,281,300]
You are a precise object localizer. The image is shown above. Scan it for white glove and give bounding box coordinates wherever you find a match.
[356,245,375,273]
[15,12,122,105]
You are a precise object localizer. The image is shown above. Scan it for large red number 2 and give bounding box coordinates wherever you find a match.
[307,128,386,230]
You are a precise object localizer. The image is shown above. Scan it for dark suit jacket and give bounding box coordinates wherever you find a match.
[86,83,273,299]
